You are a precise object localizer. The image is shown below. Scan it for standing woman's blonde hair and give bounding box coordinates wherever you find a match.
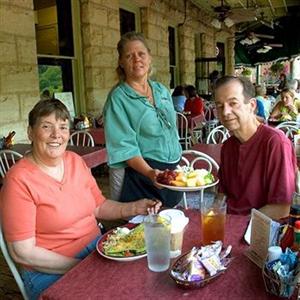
[116,31,152,82]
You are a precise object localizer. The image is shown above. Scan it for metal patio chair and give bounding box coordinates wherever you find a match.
[69,131,95,147]
[0,149,23,178]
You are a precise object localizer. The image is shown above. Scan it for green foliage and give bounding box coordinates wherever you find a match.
[38,65,63,96]
[241,68,252,76]
[270,62,284,75]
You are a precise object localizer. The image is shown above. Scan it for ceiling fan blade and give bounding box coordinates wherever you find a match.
[255,33,275,39]
[266,43,283,47]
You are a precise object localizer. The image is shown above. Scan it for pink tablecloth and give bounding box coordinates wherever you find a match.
[39,210,286,300]
[86,128,105,145]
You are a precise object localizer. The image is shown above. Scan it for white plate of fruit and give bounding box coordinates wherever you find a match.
[156,167,218,192]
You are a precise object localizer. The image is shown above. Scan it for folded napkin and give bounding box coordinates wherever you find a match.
[128,215,147,224]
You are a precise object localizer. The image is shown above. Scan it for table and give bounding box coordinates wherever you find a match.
[39,210,285,300]
[71,128,105,145]
[192,143,222,166]
[12,144,107,169]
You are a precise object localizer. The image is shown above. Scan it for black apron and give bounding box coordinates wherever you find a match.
[119,159,183,208]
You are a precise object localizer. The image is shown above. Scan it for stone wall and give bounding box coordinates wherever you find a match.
[80,0,120,115]
[0,0,40,142]
[0,0,235,142]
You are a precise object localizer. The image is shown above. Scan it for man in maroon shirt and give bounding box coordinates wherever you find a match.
[215,76,296,219]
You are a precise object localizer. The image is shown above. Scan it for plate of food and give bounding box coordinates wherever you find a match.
[96,223,147,261]
[156,168,218,192]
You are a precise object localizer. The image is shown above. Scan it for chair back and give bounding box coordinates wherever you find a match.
[206,125,230,144]
[181,150,219,174]
[275,122,299,140]
[70,131,95,147]
[0,150,23,178]
[176,112,192,150]
[179,150,219,207]
[0,221,29,300]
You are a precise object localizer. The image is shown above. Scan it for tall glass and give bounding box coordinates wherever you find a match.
[144,215,171,272]
[200,196,226,245]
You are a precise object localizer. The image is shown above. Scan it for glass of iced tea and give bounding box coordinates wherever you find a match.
[200,196,226,245]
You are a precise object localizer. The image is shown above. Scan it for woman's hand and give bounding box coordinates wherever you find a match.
[147,169,161,182]
[133,199,162,215]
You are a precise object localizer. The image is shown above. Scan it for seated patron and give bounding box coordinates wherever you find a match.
[255,85,272,120]
[0,99,161,300]
[270,88,298,121]
[214,76,296,219]
[183,85,204,117]
[172,85,186,112]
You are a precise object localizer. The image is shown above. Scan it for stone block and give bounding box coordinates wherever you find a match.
[146,39,157,56]
[20,93,39,117]
[82,25,103,47]
[107,10,119,30]
[157,42,169,57]
[2,0,33,10]
[84,46,117,68]
[102,29,120,48]
[104,68,118,89]
[0,95,19,123]
[81,3,108,27]
[86,88,108,113]
[17,38,37,64]
[100,0,119,10]
[0,65,39,94]
[0,4,35,37]
[0,37,17,64]
[85,67,105,89]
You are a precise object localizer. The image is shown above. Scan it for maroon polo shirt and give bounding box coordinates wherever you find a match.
[219,124,296,215]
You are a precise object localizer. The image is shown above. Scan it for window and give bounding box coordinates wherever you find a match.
[168,26,177,89]
[34,0,83,113]
[120,8,136,36]
[119,1,140,36]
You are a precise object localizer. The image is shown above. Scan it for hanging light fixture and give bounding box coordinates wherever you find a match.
[224,17,234,28]
[211,18,222,29]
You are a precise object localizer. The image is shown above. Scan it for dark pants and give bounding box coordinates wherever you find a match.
[119,159,183,208]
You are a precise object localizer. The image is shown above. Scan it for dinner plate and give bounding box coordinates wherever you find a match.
[156,179,219,192]
[96,225,147,262]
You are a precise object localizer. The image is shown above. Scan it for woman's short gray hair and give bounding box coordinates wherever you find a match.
[28,99,70,127]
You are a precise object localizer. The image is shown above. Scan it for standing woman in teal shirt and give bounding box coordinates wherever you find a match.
[103,32,182,207]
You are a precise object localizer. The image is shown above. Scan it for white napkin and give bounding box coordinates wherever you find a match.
[128,215,146,224]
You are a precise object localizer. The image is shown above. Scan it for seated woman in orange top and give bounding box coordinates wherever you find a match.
[183,85,204,117]
[0,99,161,300]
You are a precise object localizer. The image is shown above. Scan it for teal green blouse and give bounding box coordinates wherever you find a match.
[103,80,182,168]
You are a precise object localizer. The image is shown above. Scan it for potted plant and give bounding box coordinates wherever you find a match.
[241,68,252,76]
[270,62,284,75]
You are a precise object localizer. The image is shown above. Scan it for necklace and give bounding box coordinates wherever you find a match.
[31,153,64,181]
[127,81,154,104]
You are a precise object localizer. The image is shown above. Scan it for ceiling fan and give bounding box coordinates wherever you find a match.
[211,0,257,29]
[246,41,283,54]
[238,31,275,46]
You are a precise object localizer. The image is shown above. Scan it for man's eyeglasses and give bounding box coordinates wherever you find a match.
[155,107,172,129]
